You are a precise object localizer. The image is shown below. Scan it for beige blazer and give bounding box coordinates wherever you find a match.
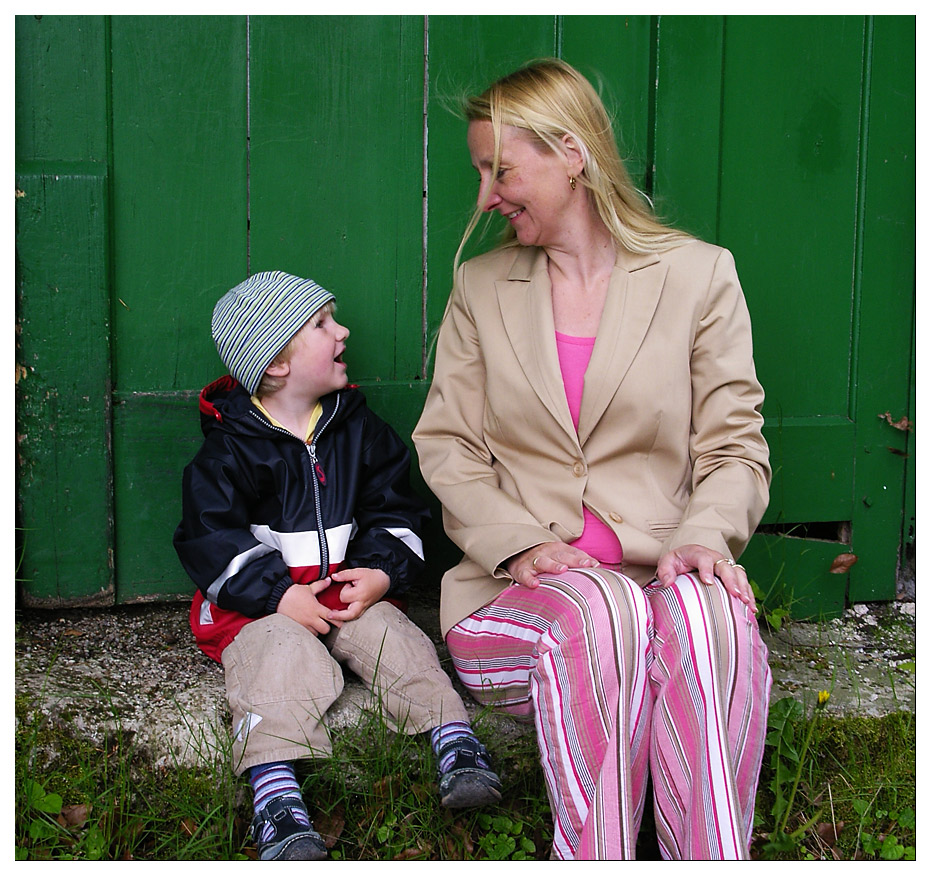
[413,240,771,637]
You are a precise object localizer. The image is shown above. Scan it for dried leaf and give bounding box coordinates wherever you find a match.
[878,411,914,432]
[62,629,84,637]
[60,803,91,828]
[816,821,841,845]
[393,841,432,860]
[314,803,346,849]
[442,822,474,857]
[180,817,198,837]
[372,773,402,804]
[829,552,858,574]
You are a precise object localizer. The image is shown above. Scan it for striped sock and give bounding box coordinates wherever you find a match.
[248,761,306,819]
[430,722,489,773]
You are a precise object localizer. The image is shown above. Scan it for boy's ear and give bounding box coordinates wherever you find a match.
[265,359,290,378]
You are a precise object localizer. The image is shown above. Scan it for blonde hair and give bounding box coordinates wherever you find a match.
[455,58,691,269]
[255,301,336,398]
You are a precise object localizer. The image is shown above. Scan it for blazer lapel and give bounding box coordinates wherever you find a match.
[578,249,667,444]
[497,248,578,438]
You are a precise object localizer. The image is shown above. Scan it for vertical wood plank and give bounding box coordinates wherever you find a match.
[249,15,424,383]
[848,15,915,601]
[717,15,865,420]
[561,15,656,194]
[652,15,724,239]
[425,15,557,339]
[15,15,114,606]
[15,14,108,162]
[16,170,114,605]
[109,16,248,601]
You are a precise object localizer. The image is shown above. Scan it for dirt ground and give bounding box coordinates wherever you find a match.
[15,594,915,770]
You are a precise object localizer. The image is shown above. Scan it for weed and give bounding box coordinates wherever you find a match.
[855,799,916,860]
[475,812,537,859]
[754,700,916,860]
[751,569,794,631]
[757,691,830,857]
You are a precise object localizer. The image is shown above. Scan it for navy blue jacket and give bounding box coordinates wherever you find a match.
[174,376,429,620]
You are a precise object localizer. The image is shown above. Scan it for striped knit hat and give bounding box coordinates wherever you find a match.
[212,271,336,394]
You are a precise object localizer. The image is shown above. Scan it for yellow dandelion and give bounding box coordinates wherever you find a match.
[817,690,830,708]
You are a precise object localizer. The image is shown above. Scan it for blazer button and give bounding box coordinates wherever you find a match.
[610,512,624,524]
[572,460,586,477]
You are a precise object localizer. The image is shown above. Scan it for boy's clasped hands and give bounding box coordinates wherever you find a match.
[277,568,390,634]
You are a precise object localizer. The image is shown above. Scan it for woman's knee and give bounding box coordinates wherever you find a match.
[647,572,755,628]
[538,568,651,642]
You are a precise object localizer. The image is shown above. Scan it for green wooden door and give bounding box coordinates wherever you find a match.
[16,15,914,617]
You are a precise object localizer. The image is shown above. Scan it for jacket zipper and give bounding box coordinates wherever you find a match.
[249,394,342,581]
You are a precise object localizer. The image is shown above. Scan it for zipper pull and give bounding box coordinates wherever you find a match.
[308,444,326,486]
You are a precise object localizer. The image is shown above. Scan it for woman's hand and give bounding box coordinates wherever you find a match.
[656,544,757,611]
[325,567,391,624]
[506,542,600,588]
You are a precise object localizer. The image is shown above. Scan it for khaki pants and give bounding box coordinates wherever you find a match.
[222,602,469,774]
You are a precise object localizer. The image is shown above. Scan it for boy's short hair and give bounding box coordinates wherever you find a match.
[212,271,335,395]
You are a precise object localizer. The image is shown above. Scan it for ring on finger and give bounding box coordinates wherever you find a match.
[733,563,746,572]
[713,557,736,568]
[532,556,541,569]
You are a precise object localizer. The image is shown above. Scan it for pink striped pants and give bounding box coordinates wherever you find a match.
[446,568,771,860]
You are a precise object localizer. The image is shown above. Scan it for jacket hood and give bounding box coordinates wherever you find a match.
[197,375,363,439]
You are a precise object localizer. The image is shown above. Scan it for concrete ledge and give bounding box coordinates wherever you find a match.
[15,596,915,770]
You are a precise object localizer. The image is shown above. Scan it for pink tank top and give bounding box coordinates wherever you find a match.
[555,331,623,565]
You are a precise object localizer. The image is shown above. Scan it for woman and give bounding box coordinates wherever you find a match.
[412,59,772,860]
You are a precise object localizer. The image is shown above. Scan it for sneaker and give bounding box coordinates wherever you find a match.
[250,796,328,861]
[436,737,503,809]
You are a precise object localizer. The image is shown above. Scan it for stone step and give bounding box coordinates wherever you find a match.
[15,597,914,770]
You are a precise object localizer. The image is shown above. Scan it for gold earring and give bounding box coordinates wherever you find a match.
[569,176,577,190]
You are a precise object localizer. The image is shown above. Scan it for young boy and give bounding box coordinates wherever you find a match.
[174,271,501,861]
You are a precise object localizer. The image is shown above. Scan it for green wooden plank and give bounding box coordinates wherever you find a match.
[902,313,916,551]
[742,533,847,621]
[16,169,114,606]
[848,15,915,602]
[109,15,248,392]
[111,392,203,603]
[761,417,855,524]
[425,15,557,343]
[560,15,656,194]
[108,16,249,603]
[15,14,108,162]
[711,16,870,615]
[717,16,865,420]
[653,15,724,240]
[249,15,424,383]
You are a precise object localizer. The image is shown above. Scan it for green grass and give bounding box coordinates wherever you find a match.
[753,702,916,860]
[14,693,553,861]
[16,624,916,865]
[15,686,915,861]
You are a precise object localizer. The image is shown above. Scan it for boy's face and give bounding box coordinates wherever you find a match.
[279,306,350,399]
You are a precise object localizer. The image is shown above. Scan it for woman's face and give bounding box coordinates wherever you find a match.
[467,120,577,250]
